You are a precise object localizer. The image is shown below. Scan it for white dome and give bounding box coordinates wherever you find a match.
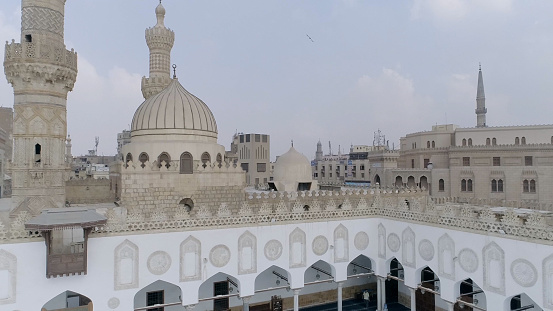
[131,78,217,139]
[273,147,313,187]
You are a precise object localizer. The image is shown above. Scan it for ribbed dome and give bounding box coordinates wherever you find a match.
[131,78,217,138]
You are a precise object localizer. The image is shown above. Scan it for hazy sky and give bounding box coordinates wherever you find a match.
[1,0,553,160]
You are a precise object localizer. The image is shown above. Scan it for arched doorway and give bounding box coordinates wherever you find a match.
[42,291,93,310]
[253,265,291,310]
[455,278,486,311]
[198,272,241,311]
[134,280,183,311]
[386,258,404,308]
[508,293,540,311]
[416,267,440,311]
[348,255,376,309]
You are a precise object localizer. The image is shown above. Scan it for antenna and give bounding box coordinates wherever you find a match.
[95,136,99,155]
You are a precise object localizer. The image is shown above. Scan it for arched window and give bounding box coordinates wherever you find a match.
[179,198,194,212]
[521,137,526,145]
[216,153,223,168]
[201,152,211,168]
[498,179,504,192]
[492,138,497,145]
[439,179,445,192]
[530,179,536,193]
[462,139,467,146]
[515,137,520,145]
[180,152,193,174]
[158,152,171,168]
[125,153,133,163]
[461,179,467,192]
[491,179,497,192]
[468,138,472,146]
[35,143,41,163]
[467,179,473,192]
[138,152,149,168]
[486,138,491,146]
[374,174,381,185]
[523,179,529,193]
[427,141,430,148]
[432,141,435,148]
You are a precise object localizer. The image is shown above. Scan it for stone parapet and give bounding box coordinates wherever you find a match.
[4,40,77,72]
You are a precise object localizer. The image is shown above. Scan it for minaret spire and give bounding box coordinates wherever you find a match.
[475,63,487,127]
[141,1,175,99]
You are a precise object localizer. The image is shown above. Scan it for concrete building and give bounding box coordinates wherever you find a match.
[1,2,553,311]
[227,133,271,186]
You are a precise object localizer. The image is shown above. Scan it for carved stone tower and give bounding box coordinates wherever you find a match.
[4,0,78,215]
[315,140,323,161]
[141,1,175,100]
[475,64,487,128]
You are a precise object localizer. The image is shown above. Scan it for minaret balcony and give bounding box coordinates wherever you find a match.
[4,40,77,72]
[475,107,487,114]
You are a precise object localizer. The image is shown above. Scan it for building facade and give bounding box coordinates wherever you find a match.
[227,133,271,186]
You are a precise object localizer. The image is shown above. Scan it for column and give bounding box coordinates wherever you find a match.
[293,289,301,311]
[380,277,386,310]
[409,287,416,311]
[337,282,343,311]
[446,302,454,311]
[242,296,252,311]
[377,277,382,311]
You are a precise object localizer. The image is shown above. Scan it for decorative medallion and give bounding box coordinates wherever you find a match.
[210,244,231,267]
[458,248,479,273]
[354,232,369,251]
[511,259,537,287]
[387,233,400,252]
[108,297,120,309]
[264,240,283,261]
[312,235,329,256]
[419,239,435,261]
[147,251,172,275]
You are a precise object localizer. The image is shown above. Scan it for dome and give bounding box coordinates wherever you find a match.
[155,2,166,16]
[273,146,313,185]
[131,78,218,139]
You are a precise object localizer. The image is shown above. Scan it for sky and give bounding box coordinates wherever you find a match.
[1,0,553,160]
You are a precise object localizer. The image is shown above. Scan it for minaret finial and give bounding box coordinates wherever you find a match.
[291,140,294,147]
[172,64,177,79]
[479,62,481,71]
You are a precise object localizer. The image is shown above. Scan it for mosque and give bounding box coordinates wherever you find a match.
[1,1,553,311]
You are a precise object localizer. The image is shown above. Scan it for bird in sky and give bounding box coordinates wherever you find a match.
[306,34,314,42]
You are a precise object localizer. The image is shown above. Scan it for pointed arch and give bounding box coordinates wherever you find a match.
[180,152,193,174]
[483,241,505,294]
[134,280,182,311]
[180,236,201,282]
[289,227,306,268]
[255,265,291,291]
[402,227,416,268]
[114,239,139,290]
[378,223,386,259]
[438,233,455,280]
[333,224,349,263]
[347,254,374,277]
[238,230,257,274]
[0,250,16,305]
[42,291,92,310]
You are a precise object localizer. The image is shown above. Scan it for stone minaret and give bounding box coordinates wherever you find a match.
[141,1,175,99]
[315,140,323,161]
[4,0,77,215]
[475,64,487,127]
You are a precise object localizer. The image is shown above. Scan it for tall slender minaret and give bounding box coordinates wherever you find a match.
[475,64,487,127]
[315,140,323,161]
[4,0,78,215]
[141,1,175,99]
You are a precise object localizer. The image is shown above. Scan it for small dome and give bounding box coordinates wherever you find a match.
[131,78,217,139]
[155,2,166,16]
[273,147,312,184]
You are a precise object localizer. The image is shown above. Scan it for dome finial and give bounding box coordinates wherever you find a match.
[155,0,166,26]
[172,64,177,78]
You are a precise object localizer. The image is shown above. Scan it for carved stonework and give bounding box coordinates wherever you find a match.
[354,232,369,251]
[108,297,120,309]
[387,233,400,252]
[357,198,368,209]
[438,233,455,280]
[210,245,231,268]
[0,250,16,305]
[238,231,257,275]
[147,251,172,275]
[402,227,415,268]
[22,7,64,36]
[289,228,306,268]
[378,224,386,259]
[543,255,553,308]
[114,240,139,291]
[483,242,505,295]
[458,248,478,273]
[511,259,537,287]
[334,224,349,263]
[418,239,434,261]
[264,240,283,261]
[180,236,201,282]
[312,235,328,256]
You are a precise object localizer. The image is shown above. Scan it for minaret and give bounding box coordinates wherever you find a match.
[315,140,323,161]
[141,1,175,99]
[4,0,78,214]
[475,64,487,127]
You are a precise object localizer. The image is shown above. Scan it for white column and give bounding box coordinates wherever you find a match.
[381,277,386,310]
[377,277,382,311]
[294,289,301,311]
[337,282,343,311]
[446,302,454,311]
[242,296,252,311]
[409,287,416,311]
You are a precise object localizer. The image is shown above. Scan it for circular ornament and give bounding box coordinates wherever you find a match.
[511,259,537,287]
[210,244,231,267]
[147,251,172,275]
[387,233,400,252]
[108,297,120,309]
[458,248,479,273]
[312,235,329,256]
[418,239,435,261]
[354,232,370,251]
[264,240,283,261]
